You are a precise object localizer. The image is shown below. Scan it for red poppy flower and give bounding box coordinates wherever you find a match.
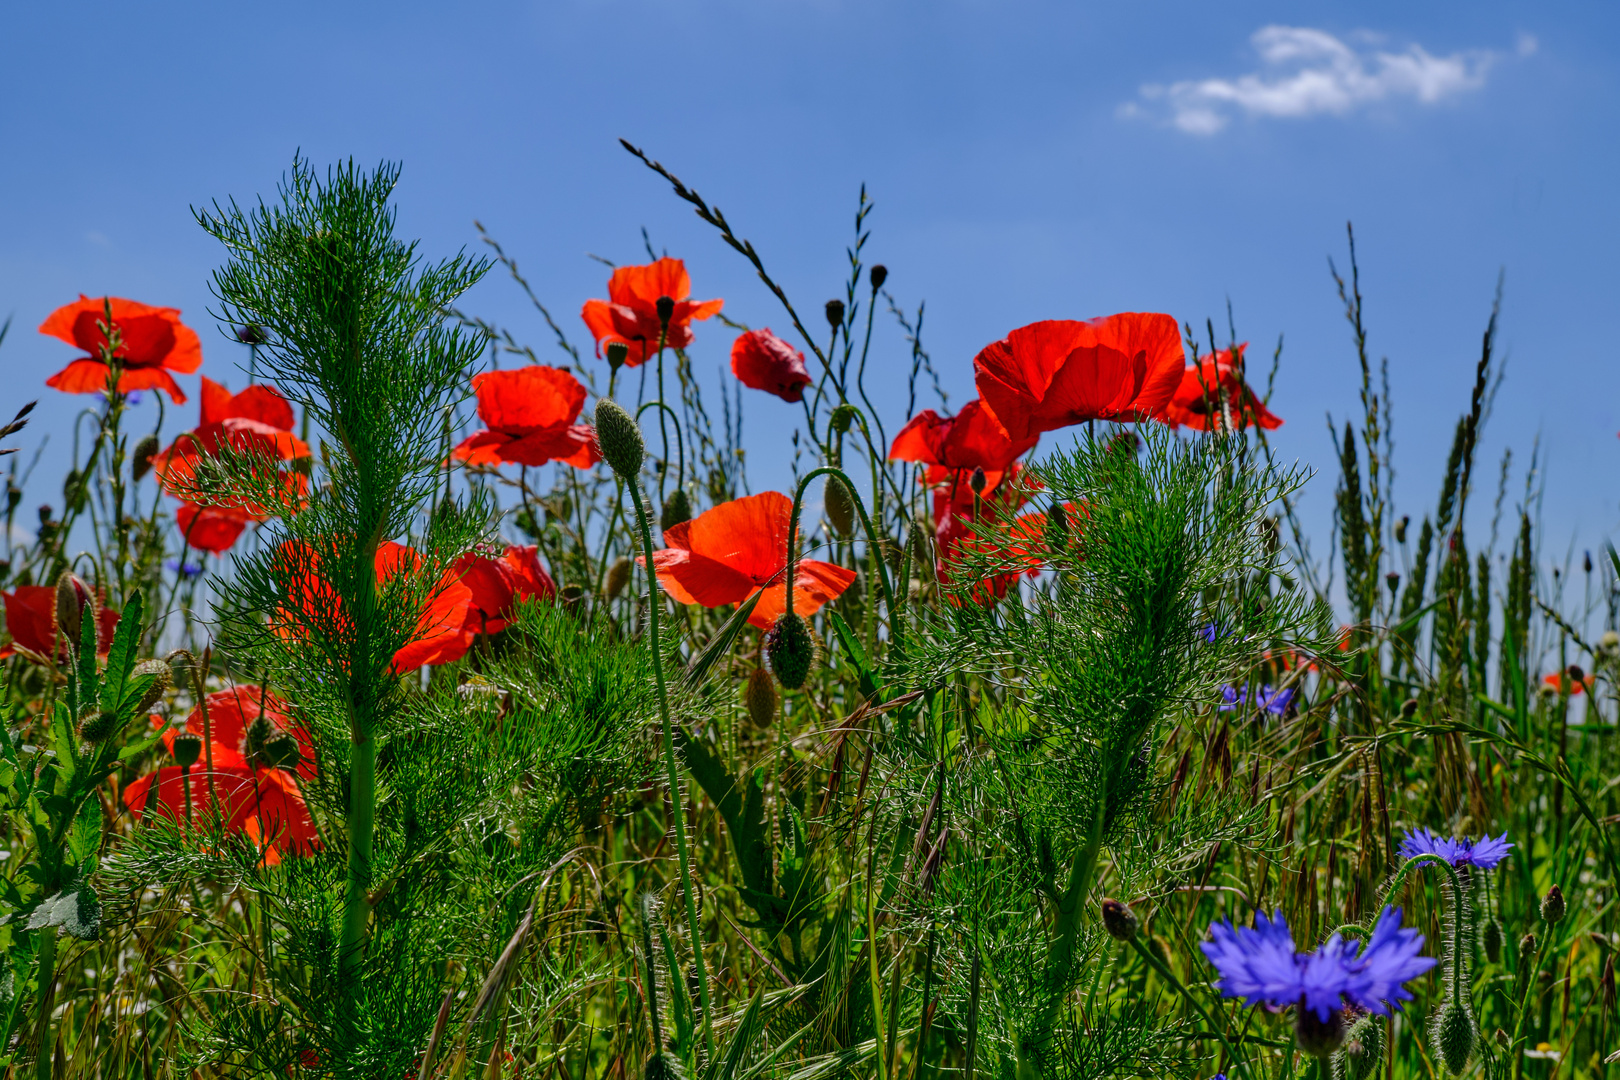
[580,258,723,368]
[935,504,1054,603]
[455,544,557,635]
[730,329,813,403]
[1158,345,1282,432]
[452,366,600,469]
[973,313,1184,441]
[889,399,1039,475]
[1543,671,1592,696]
[176,503,248,554]
[39,295,203,404]
[0,585,118,663]
[123,758,319,865]
[641,491,856,628]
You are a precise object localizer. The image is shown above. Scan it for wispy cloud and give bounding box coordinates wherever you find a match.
[1124,26,1501,135]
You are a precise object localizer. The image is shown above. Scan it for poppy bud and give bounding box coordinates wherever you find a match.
[829,403,858,435]
[593,399,646,482]
[1541,884,1565,925]
[1482,918,1503,963]
[1294,1006,1346,1058]
[969,467,987,496]
[743,667,777,729]
[236,324,269,346]
[767,611,815,690]
[824,299,845,329]
[265,731,302,773]
[55,571,95,653]
[1334,1012,1383,1080]
[1045,502,1070,555]
[1100,898,1137,941]
[869,264,887,290]
[77,708,119,744]
[243,712,278,769]
[1568,664,1586,685]
[1432,998,1477,1075]
[1586,550,1594,575]
[1394,515,1410,544]
[171,732,203,768]
[38,504,52,525]
[5,481,19,511]
[1385,571,1401,597]
[1400,698,1419,719]
[131,433,160,481]
[661,489,692,532]
[605,341,630,372]
[824,475,855,539]
[132,659,172,714]
[605,557,633,599]
[655,295,675,330]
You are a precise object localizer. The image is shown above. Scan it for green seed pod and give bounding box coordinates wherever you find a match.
[743,667,777,729]
[605,341,630,372]
[171,732,203,768]
[766,612,814,691]
[1332,1013,1383,1080]
[1294,1006,1347,1059]
[824,475,855,538]
[605,557,633,599]
[264,731,302,773]
[1432,998,1477,1075]
[1100,898,1137,942]
[1541,884,1566,924]
[593,399,646,481]
[78,708,119,744]
[132,659,172,714]
[1482,918,1503,963]
[661,488,692,532]
[131,433,161,481]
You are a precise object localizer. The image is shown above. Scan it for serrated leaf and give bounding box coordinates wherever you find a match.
[48,703,76,787]
[24,887,100,940]
[66,795,101,867]
[99,589,143,715]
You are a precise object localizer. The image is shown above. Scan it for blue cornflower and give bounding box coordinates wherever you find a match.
[1218,685,1244,710]
[1201,906,1436,1022]
[1397,828,1513,871]
[1256,685,1295,715]
[166,559,204,579]
[1200,622,1220,644]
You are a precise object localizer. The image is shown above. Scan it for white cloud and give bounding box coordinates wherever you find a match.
[1129,26,1500,135]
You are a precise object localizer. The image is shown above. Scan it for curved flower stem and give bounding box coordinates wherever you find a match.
[1126,936,1253,1080]
[622,477,716,1063]
[785,465,902,651]
[636,401,685,491]
[1376,854,1465,967]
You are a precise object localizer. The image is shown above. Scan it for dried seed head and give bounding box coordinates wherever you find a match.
[744,667,777,729]
[55,571,95,653]
[660,489,692,532]
[171,732,203,768]
[824,475,855,538]
[824,299,845,329]
[593,399,646,481]
[132,433,160,481]
[869,264,888,290]
[1541,884,1566,925]
[766,612,815,690]
[1100,898,1138,942]
[77,708,119,744]
[1432,998,1477,1075]
[605,557,633,599]
[1294,1004,1346,1059]
[605,341,630,371]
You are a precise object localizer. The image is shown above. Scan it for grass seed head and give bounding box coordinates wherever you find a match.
[605,557,633,598]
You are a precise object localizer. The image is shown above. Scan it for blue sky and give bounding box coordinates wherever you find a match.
[2,1,1615,577]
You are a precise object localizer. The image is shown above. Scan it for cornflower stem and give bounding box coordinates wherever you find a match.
[784,465,901,651]
[1125,936,1253,1080]
[622,477,716,1063]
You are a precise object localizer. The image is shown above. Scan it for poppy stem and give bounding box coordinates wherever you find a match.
[786,466,902,651]
[635,401,685,491]
[621,477,716,1063]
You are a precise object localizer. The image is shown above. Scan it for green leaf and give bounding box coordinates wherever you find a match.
[66,795,101,868]
[49,702,77,788]
[98,589,143,715]
[684,591,762,690]
[826,610,878,701]
[706,988,764,1080]
[674,727,779,928]
[24,887,100,941]
[75,602,99,712]
[117,717,173,762]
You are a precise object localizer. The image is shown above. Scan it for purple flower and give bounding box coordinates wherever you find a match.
[1397,828,1513,871]
[1218,685,1245,711]
[166,558,204,579]
[1201,906,1436,1021]
[1201,622,1220,644]
[1257,685,1295,715]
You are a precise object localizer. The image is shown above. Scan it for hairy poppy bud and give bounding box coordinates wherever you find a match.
[655,295,675,330]
[132,434,160,481]
[132,659,172,713]
[1432,998,1477,1075]
[1394,515,1410,544]
[1100,898,1137,942]
[869,264,887,290]
[55,571,95,653]
[824,299,845,329]
[969,466,987,496]
[265,730,302,773]
[605,341,630,372]
[1400,698,1419,719]
[1568,664,1586,685]
[1541,884,1566,925]
[236,324,269,346]
[661,488,692,532]
[605,557,633,599]
[825,475,855,539]
[743,667,777,729]
[171,732,203,768]
[1482,918,1503,963]
[1045,502,1070,555]
[1295,1006,1346,1058]
[1385,571,1401,597]
[243,713,276,769]
[1334,1013,1383,1080]
[78,708,119,744]
[594,399,646,481]
[767,612,814,690]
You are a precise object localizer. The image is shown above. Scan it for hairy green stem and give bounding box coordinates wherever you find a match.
[32,931,57,1080]
[785,465,902,650]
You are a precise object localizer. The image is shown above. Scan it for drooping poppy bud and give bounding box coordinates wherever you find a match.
[1541,884,1565,924]
[132,433,160,481]
[661,489,692,532]
[825,475,855,539]
[869,265,887,290]
[824,299,845,329]
[1482,918,1503,963]
[171,732,203,768]
[132,659,172,713]
[594,399,646,481]
[969,466,987,496]
[605,557,633,599]
[767,611,814,690]
[1432,998,1477,1075]
[743,667,777,729]
[1294,1005,1346,1058]
[605,341,630,372]
[78,708,119,744]
[1100,898,1138,942]
[1333,1012,1383,1080]
[55,571,95,653]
